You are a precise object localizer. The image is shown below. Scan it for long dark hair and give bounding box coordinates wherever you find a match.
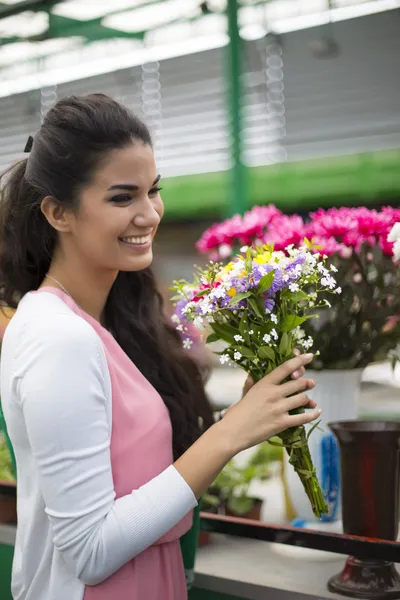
[0,93,214,459]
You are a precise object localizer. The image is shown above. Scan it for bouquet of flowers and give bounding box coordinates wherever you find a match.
[196,205,400,370]
[171,244,341,518]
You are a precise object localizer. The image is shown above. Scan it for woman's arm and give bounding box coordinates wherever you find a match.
[17,314,197,586]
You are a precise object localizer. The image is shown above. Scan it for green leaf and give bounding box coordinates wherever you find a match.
[194,288,211,298]
[279,331,290,356]
[232,345,255,359]
[258,272,275,293]
[258,346,275,361]
[307,420,322,441]
[227,495,255,516]
[288,290,308,303]
[248,297,263,319]
[206,333,220,344]
[281,314,308,332]
[170,294,183,302]
[245,248,253,273]
[239,313,250,342]
[228,291,252,306]
[210,322,236,344]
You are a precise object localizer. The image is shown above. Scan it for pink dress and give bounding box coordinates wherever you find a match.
[37,288,193,600]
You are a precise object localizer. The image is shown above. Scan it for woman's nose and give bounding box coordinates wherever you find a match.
[133,198,162,228]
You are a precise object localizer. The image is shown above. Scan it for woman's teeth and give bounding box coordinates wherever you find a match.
[120,235,151,245]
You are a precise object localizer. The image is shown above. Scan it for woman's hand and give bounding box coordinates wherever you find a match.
[241,347,306,397]
[219,352,320,454]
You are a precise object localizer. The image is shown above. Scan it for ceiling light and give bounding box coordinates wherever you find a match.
[51,0,151,21]
[104,0,200,33]
[0,11,48,37]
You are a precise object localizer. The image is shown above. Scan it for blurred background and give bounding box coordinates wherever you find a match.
[0,0,399,288]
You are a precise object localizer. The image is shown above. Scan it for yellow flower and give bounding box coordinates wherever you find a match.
[227,287,237,297]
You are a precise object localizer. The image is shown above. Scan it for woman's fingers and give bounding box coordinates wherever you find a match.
[286,406,322,428]
[283,392,317,412]
[267,353,314,385]
[291,348,305,379]
[280,376,315,398]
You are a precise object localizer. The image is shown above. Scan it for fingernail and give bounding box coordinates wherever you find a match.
[309,379,316,386]
[292,370,299,378]
[317,408,322,414]
[305,353,314,362]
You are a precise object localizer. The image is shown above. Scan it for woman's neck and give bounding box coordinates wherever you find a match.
[42,256,118,323]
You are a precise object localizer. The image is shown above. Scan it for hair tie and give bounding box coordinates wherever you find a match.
[24,135,34,153]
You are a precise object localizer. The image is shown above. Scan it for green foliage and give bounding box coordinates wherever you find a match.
[0,434,14,481]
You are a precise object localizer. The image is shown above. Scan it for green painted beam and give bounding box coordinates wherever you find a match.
[226,0,247,216]
[161,150,400,221]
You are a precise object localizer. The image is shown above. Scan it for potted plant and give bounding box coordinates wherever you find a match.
[207,441,282,521]
[196,205,400,525]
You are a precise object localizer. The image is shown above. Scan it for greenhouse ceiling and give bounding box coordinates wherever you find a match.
[0,0,398,96]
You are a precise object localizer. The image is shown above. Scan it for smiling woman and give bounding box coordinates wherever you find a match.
[0,94,320,600]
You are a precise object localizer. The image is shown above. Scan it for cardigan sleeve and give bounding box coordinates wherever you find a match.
[16,313,197,586]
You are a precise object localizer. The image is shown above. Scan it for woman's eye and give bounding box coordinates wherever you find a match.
[111,194,133,204]
[149,186,162,196]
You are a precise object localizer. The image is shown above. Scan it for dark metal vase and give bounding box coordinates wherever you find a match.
[328,421,400,599]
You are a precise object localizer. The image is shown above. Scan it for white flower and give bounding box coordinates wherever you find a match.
[317,263,329,276]
[271,328,278,340]
[183,338,193,350]
[220,354,230,365]
[176,324,184,332]
[200,300,213,315]
[219,244,233,259]
[249,329,254,335]
[335,287,342,294]
[309,301,314,307]
[182,301,195,315]
[394,239,400,261]
[293,327,305,340]
[283,274,290,282]
[388,222,400,243]
[233,351,242,360]
[270,313,278,324]
[263,333,271,344]
[289,283,300,292]
[330,265,338,273]
[234,334,244,342]
[193,317,204,329]
[353,273,362,284]
[301,336,314,350]
[321,275,336,290]
[240,245,249,252]
[171,314,180,324]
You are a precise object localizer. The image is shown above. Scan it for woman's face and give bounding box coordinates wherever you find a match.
[67,142,164,273]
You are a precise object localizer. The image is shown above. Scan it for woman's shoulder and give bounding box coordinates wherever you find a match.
[3,291,103,364]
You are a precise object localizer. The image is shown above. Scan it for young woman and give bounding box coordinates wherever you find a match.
[0,94,320,600]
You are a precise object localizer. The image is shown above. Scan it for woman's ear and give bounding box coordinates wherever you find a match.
[40,196,72,233]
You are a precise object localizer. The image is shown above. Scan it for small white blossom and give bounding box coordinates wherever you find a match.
[353,273,362,284]
[309,301,315,307]
[289,283,300,292]
[233,351,242,361]
[200,300,213,315]
[293,327,305,340]
[183,338,193,350]
[283,274,290,282]
[171,314,180,324]
[271,328,278,340]
[234,334,244,342]
[193,317,204,329]
[219,354,230,365]
[335,287,342,294]
[249,329,254,335]
[176,324,183,332]
[182,301,195,315]
[240,245,249,252]
[321,275,336,290]
[394,240,400,261]
[301,336,314,350]
[263,333,271,344]
[330,265,338,273]
[270,313,278,324]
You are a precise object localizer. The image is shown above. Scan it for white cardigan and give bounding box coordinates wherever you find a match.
[0,292,197,600]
